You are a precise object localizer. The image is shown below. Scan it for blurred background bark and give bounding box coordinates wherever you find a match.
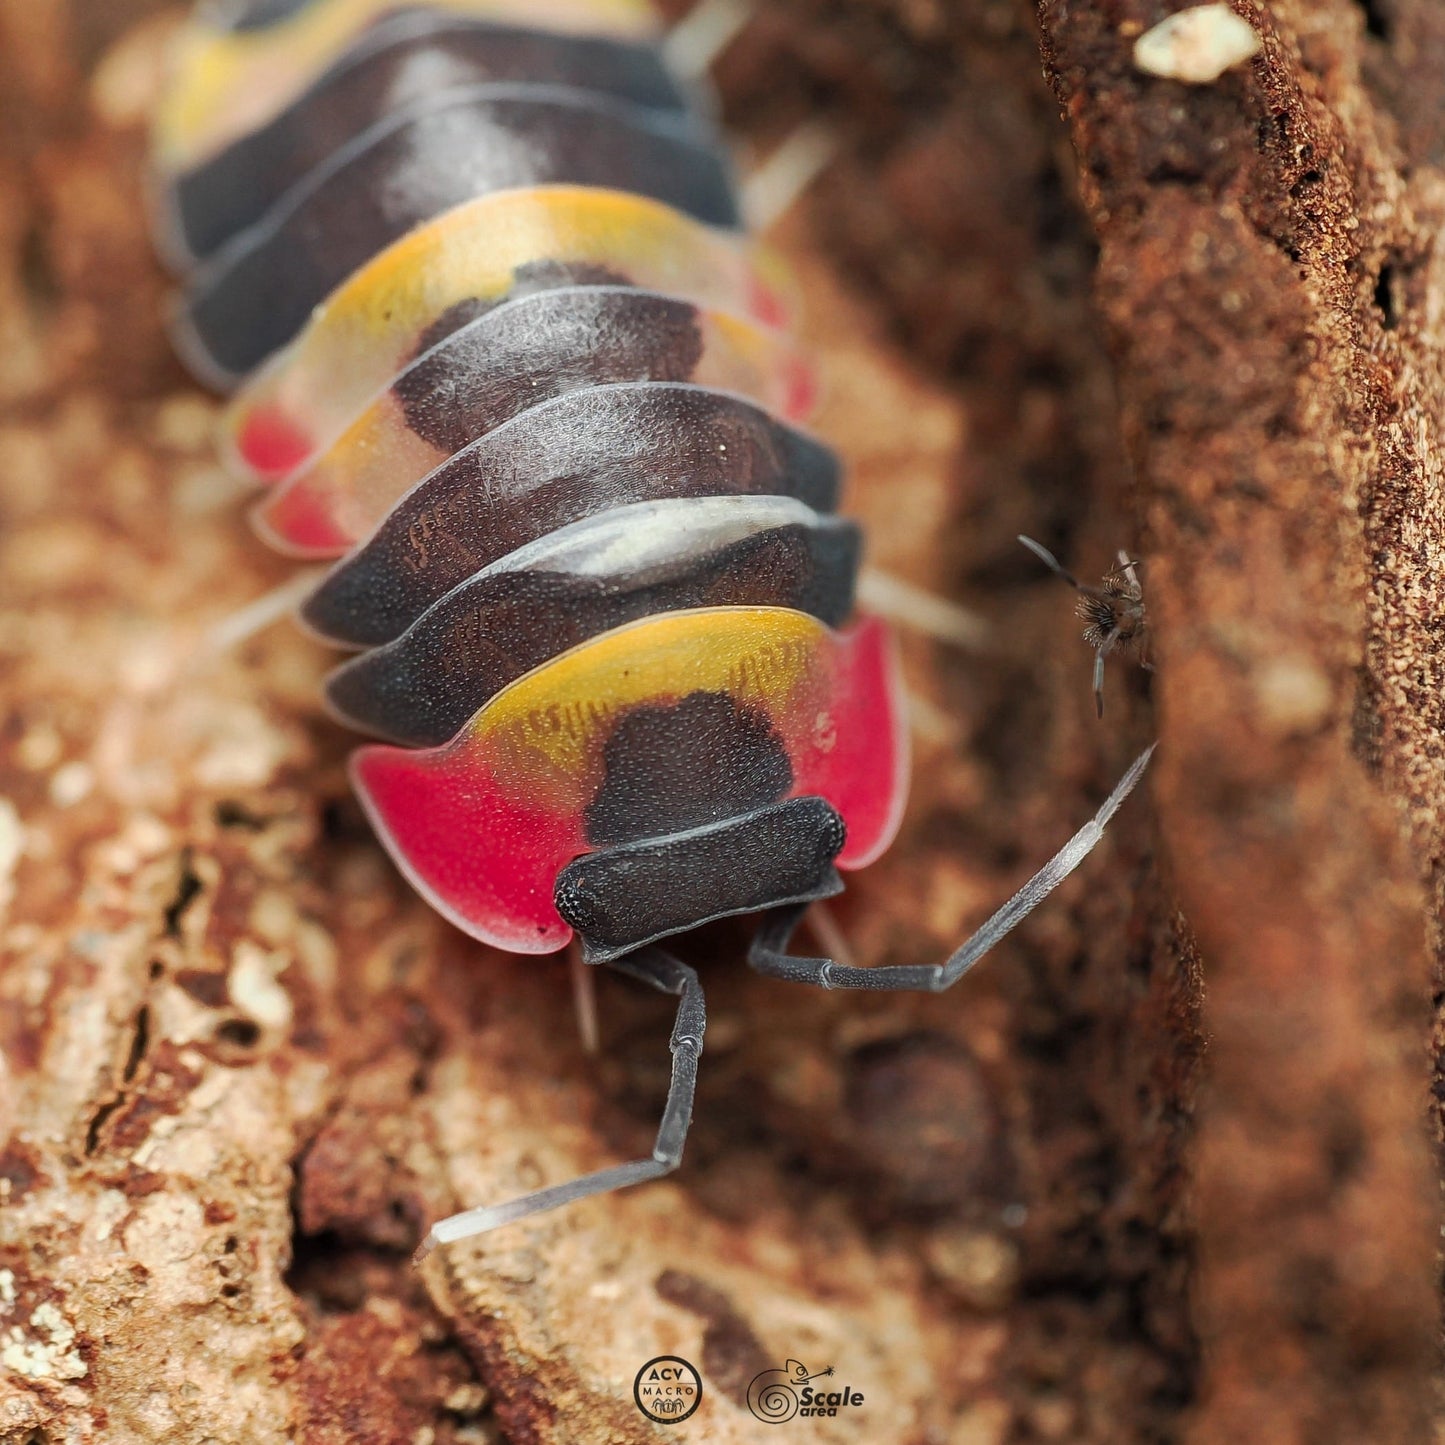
[0,0,1441,1441]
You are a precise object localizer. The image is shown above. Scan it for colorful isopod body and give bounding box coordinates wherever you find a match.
[152,0,1152,1257]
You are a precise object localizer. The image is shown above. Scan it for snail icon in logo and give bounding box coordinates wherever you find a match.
[747,1360,864,1422]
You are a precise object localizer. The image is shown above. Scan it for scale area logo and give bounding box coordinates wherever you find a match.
[747,1360,865,1423]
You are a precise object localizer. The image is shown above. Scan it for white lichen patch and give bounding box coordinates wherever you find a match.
[15,724,62,771]
[0,1269,15,1311]
[88,1187,132,1245]
[443,1383,490,1417]
[2,1300,87,1380]
[152,393,216,454]
[1255,653,1333,736]
[0,797,22,914]
[228,940,293,1032]
[1133,4,1262,84]
[49,760,94,807]
[192,701,292,790]
[173,460,251,516]
[93,814,177,879]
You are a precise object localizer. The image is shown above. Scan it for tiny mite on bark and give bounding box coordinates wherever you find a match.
[1019,535,1151,718]
[148,0,1153,1257]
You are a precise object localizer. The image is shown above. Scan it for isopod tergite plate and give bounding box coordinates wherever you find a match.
[324,494,861,744]
[159,13,690,264]
[350,607,909,952]
[178,88,739,380]
[297,382,842,644]
[252,287,814,536]
[206,184,791,448]
[153,0,659,176]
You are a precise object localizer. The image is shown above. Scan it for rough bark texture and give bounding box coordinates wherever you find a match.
[0,1,1440,1443]
[1033,4,1445,1441]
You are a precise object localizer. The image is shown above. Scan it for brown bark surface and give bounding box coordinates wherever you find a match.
[0,1,1440,1443]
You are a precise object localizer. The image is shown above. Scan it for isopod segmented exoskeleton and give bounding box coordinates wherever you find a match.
[150,0,1152,1258]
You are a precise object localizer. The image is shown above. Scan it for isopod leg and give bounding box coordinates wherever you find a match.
[747,746,1155,993]
[414,947,705,1260]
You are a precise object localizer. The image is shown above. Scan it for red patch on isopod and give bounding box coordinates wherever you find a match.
[237,407,314,480]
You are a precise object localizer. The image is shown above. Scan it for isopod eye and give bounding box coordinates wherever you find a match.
[214,187,794,474]
[349,610,907,953]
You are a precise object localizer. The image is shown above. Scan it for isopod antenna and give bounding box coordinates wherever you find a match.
[414,745,1152,1255]
[749,745,1154,990]
[414,945,706,1261]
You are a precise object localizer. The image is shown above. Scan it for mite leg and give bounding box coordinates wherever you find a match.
[1116,551,1156,674]
[748,746,1154,993]
[1117,549,1144,596]
[414,947,705,1260]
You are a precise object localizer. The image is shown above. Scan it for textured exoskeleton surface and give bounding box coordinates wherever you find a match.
[152,0,911,978]
[254,287,813,544]
[299,383,842,644]
[324,495,860,744]
[350,608,907,951]
[177,91,738,379]
[208,183,787,422]
[556,794,847,961]
[154,0,658,174]
[160,13,690,264]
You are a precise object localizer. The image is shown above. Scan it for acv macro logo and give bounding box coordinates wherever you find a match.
[746,1360,866,1423]
[632,1355,704,1424]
